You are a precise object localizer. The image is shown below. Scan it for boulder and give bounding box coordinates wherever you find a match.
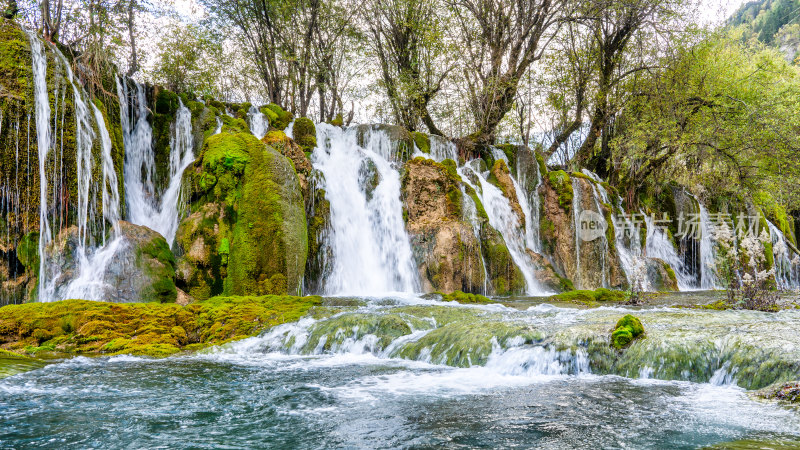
[176,132,308,299]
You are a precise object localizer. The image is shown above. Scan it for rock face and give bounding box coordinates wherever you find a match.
[646,258,679,291]
[402,158,486,294]
[540,172,627,291]
[489,159,525,227]
[42,221,177,303]
[176,132,308,300]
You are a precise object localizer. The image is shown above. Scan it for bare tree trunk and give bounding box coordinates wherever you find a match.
[126,0,139,77]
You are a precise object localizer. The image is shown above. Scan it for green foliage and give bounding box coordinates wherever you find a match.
[148,23,225,96]
[614,31,800,219]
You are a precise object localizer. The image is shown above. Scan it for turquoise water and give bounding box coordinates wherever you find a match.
[2,297,799,448]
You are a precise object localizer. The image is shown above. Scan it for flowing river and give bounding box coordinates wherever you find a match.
[2,293,799,448]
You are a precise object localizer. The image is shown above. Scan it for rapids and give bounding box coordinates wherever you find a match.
[2,293,800,448]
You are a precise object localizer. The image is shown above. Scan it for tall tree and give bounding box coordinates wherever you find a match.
[571,0,681,173]
[367,0,452,134]
[452,0,568,146]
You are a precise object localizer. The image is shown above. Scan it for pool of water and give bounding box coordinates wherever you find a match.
[2,295,799,448]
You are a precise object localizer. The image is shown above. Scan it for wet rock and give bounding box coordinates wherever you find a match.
[646,258,679,291]
[42,221,177,303]
[176,132,308,299]
[402,157,487,294]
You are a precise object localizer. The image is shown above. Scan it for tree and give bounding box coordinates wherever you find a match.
[149,23,223,96]
[203,0,358,119]
[367,0,452,134]
[451,0,568,147]
[611,32,800,208]
[40,0,63,42]
[571,0,683,175]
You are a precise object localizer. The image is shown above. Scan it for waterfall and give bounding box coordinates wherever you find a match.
[37,47,123,301]
[428,135,459,162]
[645,214,694,290]
[248,105,268,140]
[310,123,419,295]
[766,220,800,289]
[461,190,490,295]
[697,201,719,289]
[458,161,548,296]
[214,116,222,135]
[120,86,194,247]
[516,148,542,253]
[55,103,124,302]
[571,178,583,289]
[27,30,54,301]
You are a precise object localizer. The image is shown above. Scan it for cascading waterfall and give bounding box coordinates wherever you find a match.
[460,191,490,295]
[458,161,548,295]
[214,116,222,135]
[27,30,54,301]
[516,149,542,253]
[645,213,695,290]
[766,220,800,289]
[248,105,268,140]
[697,201,719,289]
[571,178,583,289]
[310,123,419,294]
[428,135,459,162]
[54,103,124,302]
[119,83,194,247]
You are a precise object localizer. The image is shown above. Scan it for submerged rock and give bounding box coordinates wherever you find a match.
[177,132,308,299]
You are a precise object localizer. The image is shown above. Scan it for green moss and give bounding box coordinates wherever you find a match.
[0,296,322,357]
[494,144,517,175]
[264,103,293,130]
[329,113,344,127]
[534,149,548,177]
[432,290,492,304]
[549,288,627,305]
[464,184,488,220]
[754,190,796,246]
[611,314,644,349]
[412,131,430,154]
[154,89,179,115]
[547,170,573,212]
[135,234,178,303]
[293,117,317,151]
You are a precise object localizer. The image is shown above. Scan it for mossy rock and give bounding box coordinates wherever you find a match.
[264,103,293,130]
[549,288,627,305]
[547,170,573,212]
[412,131,430,154]
[0,295,322,357]
[611,314,644,349]
[429,290,492,304]
[178,132,308,298]
[293,117,317,152]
